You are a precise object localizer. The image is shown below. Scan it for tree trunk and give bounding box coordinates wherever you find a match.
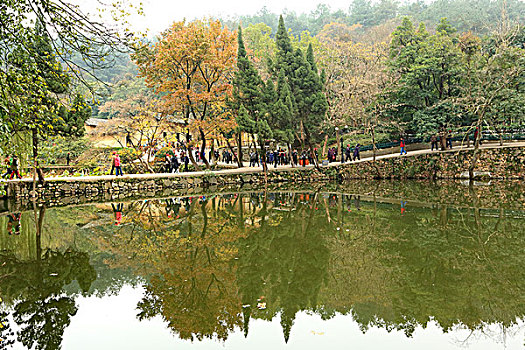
[256,139,268,182]
[199,127,210,169]
[321,134,328,161]
[32,128,45,186]
[225,139,240,168]
[370,125,382,179]
[335,128,340,163]
[188,149,201,171]
[307,141,320,170]
[439,129,446,151]
[237,132,243,168]
[287,143,293,167]
[210,139,216,166]
[468,122,482,181]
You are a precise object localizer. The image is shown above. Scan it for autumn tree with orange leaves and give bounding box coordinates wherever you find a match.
[133,19,237,170]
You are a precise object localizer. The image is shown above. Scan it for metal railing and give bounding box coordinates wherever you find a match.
[357,133,525,152]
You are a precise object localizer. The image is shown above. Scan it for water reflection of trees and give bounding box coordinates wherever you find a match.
[0,206,98,349]
[1,186,524,346]
[95,190,525,343]
[0,248,96,349]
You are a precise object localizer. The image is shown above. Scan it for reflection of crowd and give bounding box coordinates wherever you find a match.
[7,213,21,235]
[102,192,372,229]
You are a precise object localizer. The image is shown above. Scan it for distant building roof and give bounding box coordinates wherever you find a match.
[85,118,109,127]
[167,116,187,124]
[155,114,187,124]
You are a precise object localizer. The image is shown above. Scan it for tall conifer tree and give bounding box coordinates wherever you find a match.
[233,26,271,171]
[273,18,328,167]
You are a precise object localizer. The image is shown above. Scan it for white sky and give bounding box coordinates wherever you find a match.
[76,0,354,35]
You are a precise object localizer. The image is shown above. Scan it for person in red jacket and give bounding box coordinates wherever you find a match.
[400,138,407,155]
[111,151,123,176]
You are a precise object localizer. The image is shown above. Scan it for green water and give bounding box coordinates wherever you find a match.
[0,181,524,349]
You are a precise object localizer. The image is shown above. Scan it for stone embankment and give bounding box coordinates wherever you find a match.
[1,143,523,203]
[337,144,525,180]
[2,166,330,203]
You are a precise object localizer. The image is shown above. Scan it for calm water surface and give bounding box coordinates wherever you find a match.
[0,181,524,349]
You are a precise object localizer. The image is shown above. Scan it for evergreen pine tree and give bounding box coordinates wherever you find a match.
[61,94,91,137]
[271,17,328,166]
[233,26,264,118]
[274,15,295,77]
[306,43,318,73]
[270,69,295,145]
[232,26,272,170]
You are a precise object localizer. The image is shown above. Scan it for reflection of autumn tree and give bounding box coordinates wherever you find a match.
[98,197,247,340]
[88,189,525,343]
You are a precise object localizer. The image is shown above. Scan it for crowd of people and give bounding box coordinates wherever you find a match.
[2,155,21,180]
[328,144,362,163]
[430,131,454,151]
[1,128,491,180]
[247,148,320,168]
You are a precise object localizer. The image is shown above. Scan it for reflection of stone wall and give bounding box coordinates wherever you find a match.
[338,146,525,180]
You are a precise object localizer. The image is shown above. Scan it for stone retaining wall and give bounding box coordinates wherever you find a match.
[3,167,331,202]
[337,146,525,180]
[2,146,523,202]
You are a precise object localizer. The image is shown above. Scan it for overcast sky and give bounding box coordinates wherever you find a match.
[78,0,354,35]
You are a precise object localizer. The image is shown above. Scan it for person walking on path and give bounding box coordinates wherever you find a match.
[171,151,180,173]
[474,127,482,146]
[9,156,22,179]
[345,145,352,162]
[353,144,361,161]
[183,151,189,172]
[430,134,438,151]
[400,138,407,155]
[164,153,172,173]
[66,152,71,166]
[112,151,123,176]
[292,150,298,167]
[446,130,453,149]
[2,156,12,179]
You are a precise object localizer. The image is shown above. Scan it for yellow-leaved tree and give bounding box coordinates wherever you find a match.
[133,19,237,170]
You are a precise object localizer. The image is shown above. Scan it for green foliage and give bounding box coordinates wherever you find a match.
[236,105,257,135]
[0,247,96,350]
[0,0,135,159]
[232,27,264,120]
[53,94,92,137]
[40,137,90,165]
[272,17,328,145]
[383,17,467,135]
[232,26,275,153]
[267,71,295,144]
[226,0,525,36]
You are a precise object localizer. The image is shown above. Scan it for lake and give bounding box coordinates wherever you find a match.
[1,181,524,349]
